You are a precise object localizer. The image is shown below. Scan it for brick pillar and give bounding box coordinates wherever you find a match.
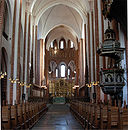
[100,0,107,103]
[0,0,5,44]
[45,48,49,97]
[0,0,5,111]
[94,0,100,103]
[112,19,119,41]
[87,13,91,83]
[32,25,34,83]
[76,41,80,97]
[27,14,31,83]
[84,24,87,81]
[16,0,22,104]
[91,12,96,83]
[80,38,84,84]
[37,39,44,86]
[10,0,17,104]
[35,25,37,83]
[125,37,128,104]
[22,12,27,100]
[40,39,45,85]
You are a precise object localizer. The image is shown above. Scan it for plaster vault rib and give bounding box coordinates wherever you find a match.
[31,0,89,25]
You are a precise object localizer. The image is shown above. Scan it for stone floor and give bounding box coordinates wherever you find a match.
[31,104,84,130]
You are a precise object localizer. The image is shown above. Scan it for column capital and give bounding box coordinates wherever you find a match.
[25,9,32,15]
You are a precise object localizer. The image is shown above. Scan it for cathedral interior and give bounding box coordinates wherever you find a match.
[0,0,127,129]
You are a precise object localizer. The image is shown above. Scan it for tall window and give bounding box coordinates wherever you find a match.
[61,65,65,77]
[60,41,64,49]
[51,41,54,48]
[68,69,70,75]
[56,69,58,77]
[70,41,74,48]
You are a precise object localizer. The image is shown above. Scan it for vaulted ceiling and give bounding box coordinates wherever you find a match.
[25,0,92,42]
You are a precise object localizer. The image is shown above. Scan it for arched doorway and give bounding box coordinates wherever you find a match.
[1,47,8,106]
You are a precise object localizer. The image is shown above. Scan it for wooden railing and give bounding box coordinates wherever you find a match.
[70,100,128,129]
[2,101,48,129]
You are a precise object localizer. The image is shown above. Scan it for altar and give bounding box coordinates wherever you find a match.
[53,97,65,104]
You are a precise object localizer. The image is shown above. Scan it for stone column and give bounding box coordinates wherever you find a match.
[23,11,27,94]
[0,0,5,47]
[87,13,91,83]
[100,0,107,103]
[23,10,30,101]
[35,25,37,83]
[16,0,22,104]
[94,0,100,103]
[0,1,5,118]
[10,0,17,105]
[39,39,44,86]
[27,14,31,83]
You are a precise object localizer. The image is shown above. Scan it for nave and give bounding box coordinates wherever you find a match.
[0,0,127,129]
[31,104,83,130]
[2,99,128,130]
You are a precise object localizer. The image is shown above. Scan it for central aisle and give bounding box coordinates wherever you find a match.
[31,104,84,130]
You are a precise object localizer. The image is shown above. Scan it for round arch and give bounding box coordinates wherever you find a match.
[46,25,78,51]
[33,0,89,25]
[1,47,8,106]
[5,0,13,39]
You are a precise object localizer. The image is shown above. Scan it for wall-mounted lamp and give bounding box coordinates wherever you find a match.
[92,81,99,86]
[26,84,31,88]
[73,85,79,89]
[9,78,19,84]
[18,81,25,86]
[86,84,92,88]
[41,85,47,89]
[54,47,57,54]
[86,81,99,88]
[0,72,7,79]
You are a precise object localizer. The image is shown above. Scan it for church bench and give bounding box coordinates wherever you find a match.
[107,105,119,129]
[86,102,95,129]
[30,103,36,124]
[24,102,30,128]
[28,102,33,126]
[83,102,88,127]
[2,101,48,129]
[35,102,40,121]
[10,105,18,129]
[89,103,95,129]
[17,104,24,129]
[93,103,101,129]
[77,101,85,126]
[121,107,128,129]
[2,105,11,129]
[100,104,108,129]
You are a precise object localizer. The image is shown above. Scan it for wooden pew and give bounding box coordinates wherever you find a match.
[22,102,27,128]
[30,103,35,125]
[93,103,101,129]
[28,102,32,126]
[25,102,30,128]
[17,104,23,129]
[2,105,11,129]
[2,101,48,129]
[107,105,119,129]
[121,107,128,129]
[100,103,108,129]
[77,101,85,127]
[89,103,95,129]
[33,103,37,123]
[11,104,18,129]
[82,102,87,127]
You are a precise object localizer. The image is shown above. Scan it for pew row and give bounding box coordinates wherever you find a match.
[70,100,128,130]
[2,102,48,129]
